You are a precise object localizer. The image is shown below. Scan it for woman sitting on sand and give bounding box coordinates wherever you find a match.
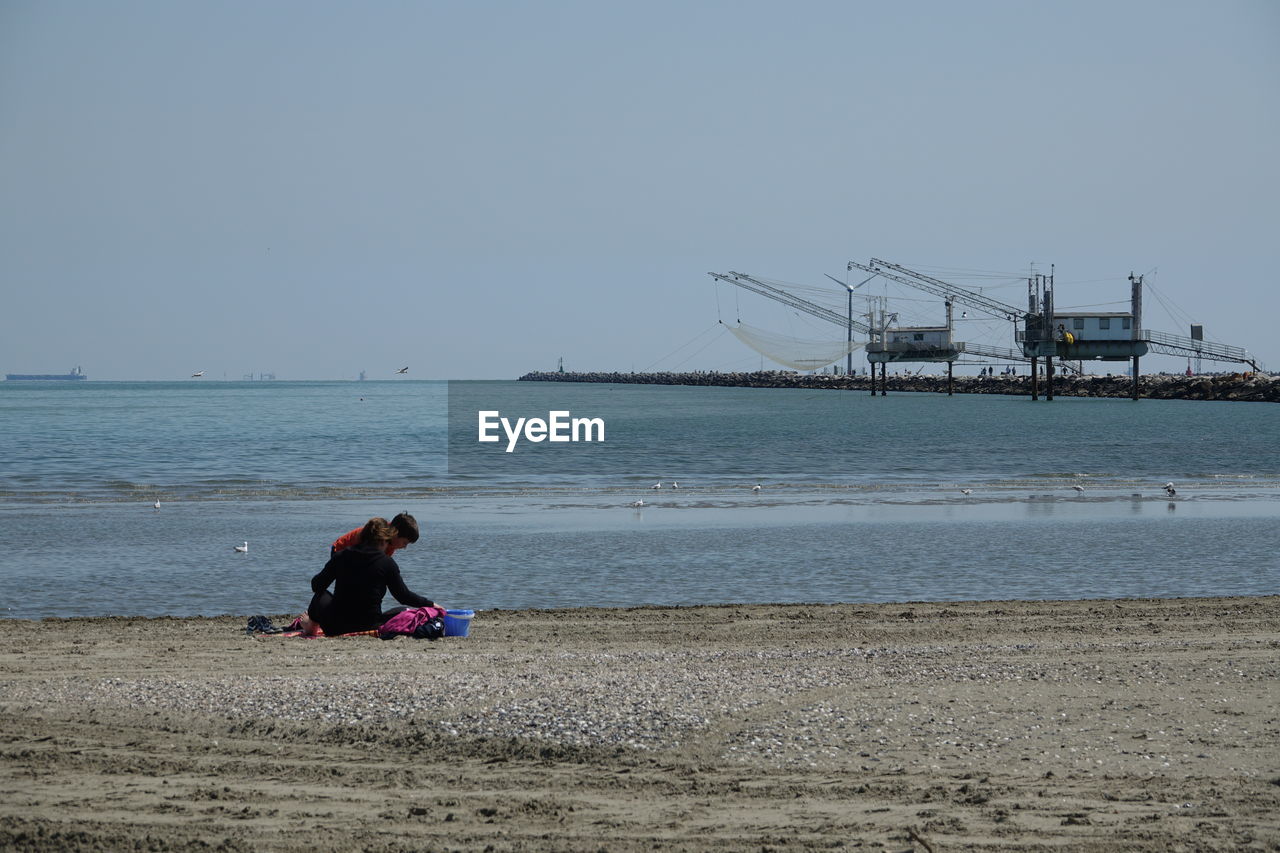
[303,517,436,636]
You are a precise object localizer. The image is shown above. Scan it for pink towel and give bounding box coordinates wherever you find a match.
[377,606,448,639]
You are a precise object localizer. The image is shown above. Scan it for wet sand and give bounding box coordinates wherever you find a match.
[1,597,1277,851]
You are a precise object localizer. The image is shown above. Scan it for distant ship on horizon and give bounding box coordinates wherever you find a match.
[5,366,87,381]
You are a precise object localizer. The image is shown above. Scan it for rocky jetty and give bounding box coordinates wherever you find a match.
[519,370,1280,402]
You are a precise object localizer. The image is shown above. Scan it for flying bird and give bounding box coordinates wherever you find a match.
[396,367,409,374]
[960,488,973,496]
[191,371,205,377]
[234,541,249,553]
[1072,485,1085,493]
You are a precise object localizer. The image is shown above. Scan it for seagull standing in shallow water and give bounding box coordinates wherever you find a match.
[153,500,161,510]
[960,488,973,496]
[1164,482,1177,497]
[1072,484,1085,493]
[234,541,249,553]
[752,483,762,493]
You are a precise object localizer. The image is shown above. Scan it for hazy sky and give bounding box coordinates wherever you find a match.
[2,0,1277,380]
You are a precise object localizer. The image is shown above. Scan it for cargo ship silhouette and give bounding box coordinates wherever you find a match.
[5,366,87,381]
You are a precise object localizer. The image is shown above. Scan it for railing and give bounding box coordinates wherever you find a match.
[1139,329,1251,361]
[960,342,1028,361]
[1015,327,1262,370]
[869,340,1032,361]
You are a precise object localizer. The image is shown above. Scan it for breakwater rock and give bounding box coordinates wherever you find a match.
[519,370,1280,402]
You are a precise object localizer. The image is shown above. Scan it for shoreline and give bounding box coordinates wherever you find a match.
[2,596,1277,851]
[8,588,1280,623]
[519,369,1280,402]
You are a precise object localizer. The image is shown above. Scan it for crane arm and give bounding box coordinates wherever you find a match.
[849,259,1023,321]
[708,271,873,335]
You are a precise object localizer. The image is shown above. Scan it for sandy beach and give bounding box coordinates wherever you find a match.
[1,597,1277,851]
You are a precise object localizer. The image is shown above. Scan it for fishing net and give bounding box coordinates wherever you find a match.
[725,322,864,371]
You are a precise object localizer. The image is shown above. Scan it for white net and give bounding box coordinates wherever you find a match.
[725,322,865,371]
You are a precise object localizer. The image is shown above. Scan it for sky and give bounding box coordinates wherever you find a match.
[2,0,1277,380]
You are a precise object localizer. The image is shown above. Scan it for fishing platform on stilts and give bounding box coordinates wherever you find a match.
[709,261,1263,401]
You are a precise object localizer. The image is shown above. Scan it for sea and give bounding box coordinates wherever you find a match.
[1,379,1277,619]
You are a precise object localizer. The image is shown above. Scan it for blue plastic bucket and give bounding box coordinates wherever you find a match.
[443,609,474,637]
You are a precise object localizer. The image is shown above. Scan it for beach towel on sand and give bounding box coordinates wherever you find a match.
[246,609,446,639]
[246,615,378,639]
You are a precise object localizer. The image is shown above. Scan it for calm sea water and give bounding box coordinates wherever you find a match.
[1,379,1277,618]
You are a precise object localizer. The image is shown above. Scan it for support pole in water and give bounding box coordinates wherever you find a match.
[947,360,953,396]
[880,362,888,396]
[1132,355,1141,400]
[1046,355,1055,401]
[1031,357,1039,400]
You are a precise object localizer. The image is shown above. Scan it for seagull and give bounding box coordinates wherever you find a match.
[396,367,409,374]
[191,371,205,377]
[751,483,762,493]
[1163,482,1177,497]
[651,482,662,490]
[632,499,645,507]
[1072,485,1085,493]
[960,488,973,496]
[153,499,161,510]
[671,481,679,489]
[234,541,249,553]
